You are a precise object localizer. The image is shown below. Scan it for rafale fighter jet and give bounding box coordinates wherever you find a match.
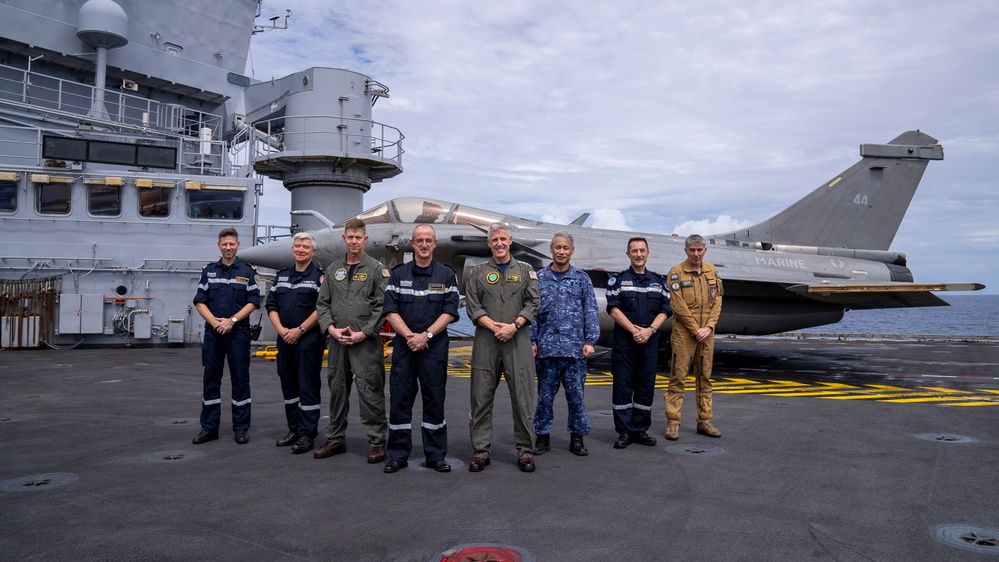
[240,130,984,343]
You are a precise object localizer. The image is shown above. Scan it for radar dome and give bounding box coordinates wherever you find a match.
[77,0,129,49]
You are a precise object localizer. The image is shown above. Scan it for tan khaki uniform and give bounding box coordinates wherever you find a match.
[665,260,723,424]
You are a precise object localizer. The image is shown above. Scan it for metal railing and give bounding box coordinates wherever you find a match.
[232,114,404,168]
[0,63,221,135]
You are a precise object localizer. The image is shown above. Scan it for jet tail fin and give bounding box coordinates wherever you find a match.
[717,130,943,251]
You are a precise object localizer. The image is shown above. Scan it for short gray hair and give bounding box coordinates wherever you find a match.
[487,222,510,237]
[685,234,706,248]
[293,231,316,249]
[551,231,574,247]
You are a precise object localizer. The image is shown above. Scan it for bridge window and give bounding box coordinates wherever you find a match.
[187,189,244,220]
[0,182,15,213]
[138,187,171,217]
[36,183,71,214]
[88,185,121,216]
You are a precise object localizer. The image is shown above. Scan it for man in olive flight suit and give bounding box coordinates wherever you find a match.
[465,222,540,473]
[314,218,389,464]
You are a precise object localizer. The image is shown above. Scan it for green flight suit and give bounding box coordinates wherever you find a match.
[317,253,388,446]
[465,258,540,460]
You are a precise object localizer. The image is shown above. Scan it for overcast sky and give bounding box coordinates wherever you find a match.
[246,0,998,294]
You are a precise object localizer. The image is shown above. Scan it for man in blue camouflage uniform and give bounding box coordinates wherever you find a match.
[192,227,261,445]
[382,224,460,474]
[265,232,324,454]
[531,232,600,456]
[606,237,671,450]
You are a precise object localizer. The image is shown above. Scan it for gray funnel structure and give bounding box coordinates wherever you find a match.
[242,67,403,231]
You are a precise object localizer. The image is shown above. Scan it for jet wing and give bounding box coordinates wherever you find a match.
[571,252,983,310]
[784,282,985,309]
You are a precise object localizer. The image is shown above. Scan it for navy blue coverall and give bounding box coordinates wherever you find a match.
[194,257,260,433]
[383,260,460,463]
[605,267,671,435]
[265,262,324,438]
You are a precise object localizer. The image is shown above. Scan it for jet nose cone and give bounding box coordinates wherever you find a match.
[240,239,294,270]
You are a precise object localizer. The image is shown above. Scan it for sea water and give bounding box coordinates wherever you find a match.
[449,294,999,337]
[806,294,998,336]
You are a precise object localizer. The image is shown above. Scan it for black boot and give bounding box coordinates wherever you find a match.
[569,433,588,456]
[535,433,551,455]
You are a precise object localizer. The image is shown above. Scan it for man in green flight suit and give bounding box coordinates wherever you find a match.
[314,218,389,464]
[465,222,541,473]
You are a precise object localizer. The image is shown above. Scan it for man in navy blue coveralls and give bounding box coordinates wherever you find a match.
[192,227,260,445]
[382,224,460,474]
[606,237,671,450]
[265,232,325,454]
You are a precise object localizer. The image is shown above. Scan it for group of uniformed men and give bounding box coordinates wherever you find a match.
[191,221,723,473]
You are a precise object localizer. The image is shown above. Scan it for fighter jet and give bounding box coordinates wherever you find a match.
[240,130,984,342]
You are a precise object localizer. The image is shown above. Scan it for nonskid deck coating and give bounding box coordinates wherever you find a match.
[1,338,997,561]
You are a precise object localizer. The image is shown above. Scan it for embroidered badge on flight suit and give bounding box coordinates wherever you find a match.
[382,268,390,278]
[506,274,522,282]
[353,273,368,282]
[334,268,347,281]
[529,271,538,280]
[486,271,500,284]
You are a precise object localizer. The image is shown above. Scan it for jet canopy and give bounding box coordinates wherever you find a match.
[336,197,508,229]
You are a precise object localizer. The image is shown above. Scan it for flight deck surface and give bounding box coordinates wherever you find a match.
[1,338,997,561]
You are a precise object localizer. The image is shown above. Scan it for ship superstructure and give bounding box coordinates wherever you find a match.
[0,0,403,348]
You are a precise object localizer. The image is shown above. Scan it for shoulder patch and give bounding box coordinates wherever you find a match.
[529,270,537,280]
[382,268,390,278]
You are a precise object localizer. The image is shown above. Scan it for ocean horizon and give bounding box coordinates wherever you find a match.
[449,294,998,339]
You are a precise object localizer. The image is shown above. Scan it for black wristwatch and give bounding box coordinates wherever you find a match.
[514,321,522,330]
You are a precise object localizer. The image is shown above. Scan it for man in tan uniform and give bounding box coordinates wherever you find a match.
[665,234,723,440]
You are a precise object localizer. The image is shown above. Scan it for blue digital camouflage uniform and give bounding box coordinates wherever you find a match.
[530,265,600,436]
[193,257,260,434]
[605,267,671,436]
[265,261,324,439]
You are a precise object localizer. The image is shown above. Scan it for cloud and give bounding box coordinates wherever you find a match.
[590,209,632,231]
[672,216,755,237]
[244,0,999,293]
